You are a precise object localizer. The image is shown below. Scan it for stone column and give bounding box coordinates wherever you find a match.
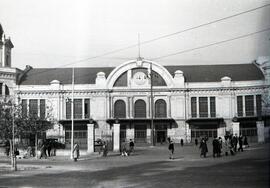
[256,121,265,143]
[232,122,240,136]
[87,124,95,153]
[113,123,120,152]
[217,127,226,138]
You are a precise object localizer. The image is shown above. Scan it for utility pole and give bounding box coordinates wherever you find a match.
[150,62,155,146]
[70,67,74,159]
[12,101,17,171]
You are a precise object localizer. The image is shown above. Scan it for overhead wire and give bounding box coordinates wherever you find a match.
[18,3,270,80]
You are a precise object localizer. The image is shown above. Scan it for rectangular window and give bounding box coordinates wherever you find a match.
[199,97,208,117]
[66,100,71,119]
[237,96,243,117]
[40,99,46,119]
[22,99,27,117]
[210,97,216,117]
[191,97,197,118]
[74,99,82,119]
[29,99,38,117]
[0,83,2,95]
[256,95,262,117]
[245,95,254,116]
[84,99,90,118]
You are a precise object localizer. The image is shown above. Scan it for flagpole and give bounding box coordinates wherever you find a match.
[70,67,74,159]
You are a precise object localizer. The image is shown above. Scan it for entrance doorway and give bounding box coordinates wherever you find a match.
[134,124,147,143]
[155,124,167,144]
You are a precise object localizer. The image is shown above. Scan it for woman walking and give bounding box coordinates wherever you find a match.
[168,140,174,159]
[73,143,80,162]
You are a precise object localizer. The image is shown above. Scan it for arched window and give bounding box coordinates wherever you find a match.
[5,85,9,95]
[114,100,126,118]
[134,99,146,118]
[155,99,167,118]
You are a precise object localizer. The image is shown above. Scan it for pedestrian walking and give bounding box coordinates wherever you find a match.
[218,137,222,157]
[129,139,134,154]
[224,136,230,156]
[195,138,198,146]
[212,137,219,158]
[102,141,108,157]
[121,141,128,157]
[73,142,80,162]
[39,142,47,159]
[243,135,249,148]
[199,138,208,158]
[238,135,243,152]
[180,139,184,147]
[168,140,174,159]
[232,134,238,153]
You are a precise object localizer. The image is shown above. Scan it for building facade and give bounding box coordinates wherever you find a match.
[1,24,270,151]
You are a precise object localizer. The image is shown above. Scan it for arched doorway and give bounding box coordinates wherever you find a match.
[134,99,147,143]
[155,99,167,143]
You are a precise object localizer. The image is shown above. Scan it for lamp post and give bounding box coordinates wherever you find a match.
[137,58,155,146]
[70,67,75,160]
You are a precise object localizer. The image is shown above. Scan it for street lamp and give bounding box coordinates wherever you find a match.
[136,58,155,146]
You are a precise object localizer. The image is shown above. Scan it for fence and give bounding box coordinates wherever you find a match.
[191,129,217,141]
[240,127,258,143]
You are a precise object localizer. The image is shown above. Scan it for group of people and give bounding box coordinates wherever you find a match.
[39,140,57,159]
[199,134,249,158]
[120,139,135,157]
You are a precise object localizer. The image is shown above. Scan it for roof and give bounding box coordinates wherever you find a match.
[19,67,114,85]
[165,63,264,82]
[18,63,264,85]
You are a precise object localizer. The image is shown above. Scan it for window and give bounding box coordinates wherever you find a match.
[155,99,167,118]
[84,99,90,118]
[191,97,197,118]
[237,96,243,117]
[5,85,9,96]
[134,100,146,118]
[256,95,262,117]
[74,99,82,119]
[245,95,254,116]
[0,83,2,95]
[40,99,46,119]
[210,97,216,117]
[114,100,126,118]
[199,97,208,117]
[29,99,38,117]
[22,99,27,117]
[66,100,71,119]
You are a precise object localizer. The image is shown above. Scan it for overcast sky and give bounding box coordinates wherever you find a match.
[0,0,270,69]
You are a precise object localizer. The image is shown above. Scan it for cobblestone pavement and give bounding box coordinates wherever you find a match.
[0,143,269,188]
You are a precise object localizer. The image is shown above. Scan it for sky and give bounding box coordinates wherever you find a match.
[0,0,270,69]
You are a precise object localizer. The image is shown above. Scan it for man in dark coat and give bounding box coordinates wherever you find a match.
[199,138,208,158]
[212,137,219,158]
[168,140,174,159]
[238,135,243,152]
[232,134,238,152]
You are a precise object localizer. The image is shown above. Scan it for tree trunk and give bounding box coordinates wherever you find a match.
[9,139,13,166]
[35,133,38,159]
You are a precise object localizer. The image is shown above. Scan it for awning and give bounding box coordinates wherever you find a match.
[186,118,224,129]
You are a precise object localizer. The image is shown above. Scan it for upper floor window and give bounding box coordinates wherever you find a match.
[114,100,126,118]
[155,99,167,118]
[66,98,90,119]
[191,97,216,118]
[191,97,197,118]
[134,99,146,118]
[237,96,243,117]
[199,97,208,118]
[245,95,254,116]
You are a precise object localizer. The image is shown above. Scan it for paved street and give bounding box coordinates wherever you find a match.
[0,143,269,188]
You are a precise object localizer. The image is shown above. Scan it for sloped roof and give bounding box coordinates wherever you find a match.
[165,63,264,82]
[18,63,264,85]
[19,67,114,85]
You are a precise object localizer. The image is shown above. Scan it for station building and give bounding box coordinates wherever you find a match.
[1,24,269,152]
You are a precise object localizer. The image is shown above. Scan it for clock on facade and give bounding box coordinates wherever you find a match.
[133,72,147,85]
